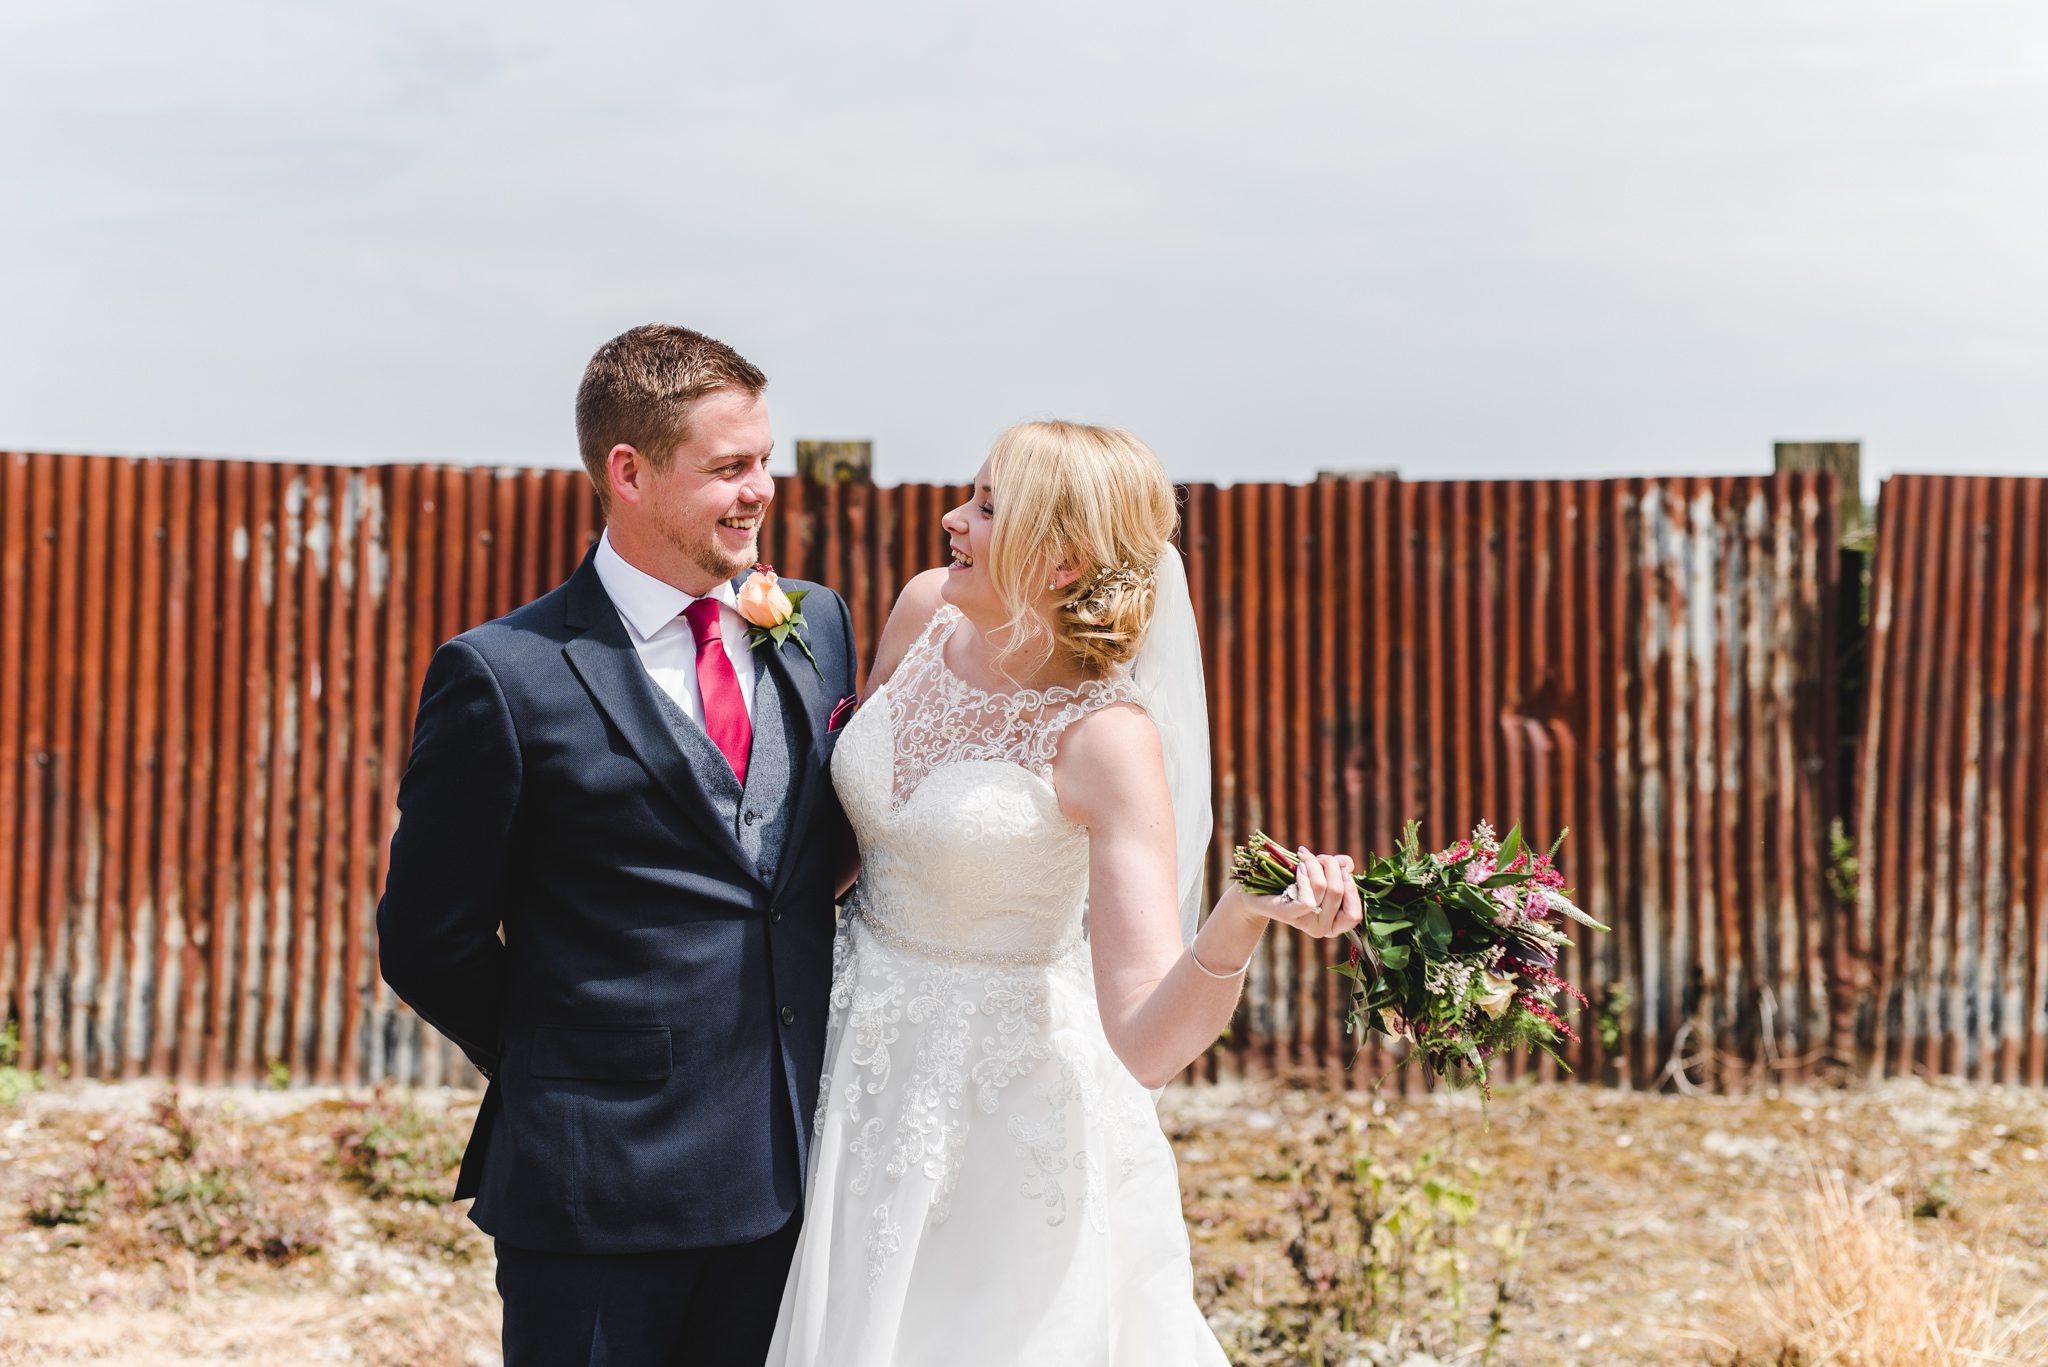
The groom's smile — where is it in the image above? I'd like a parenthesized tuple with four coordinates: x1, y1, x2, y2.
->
(717, 512, 764, 544)
(711, 507, 766, 561)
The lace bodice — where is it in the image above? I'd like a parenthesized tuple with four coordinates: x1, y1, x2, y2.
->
(831, 605, 1143, 964)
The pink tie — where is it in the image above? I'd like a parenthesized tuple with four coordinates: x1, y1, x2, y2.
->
(682, 598, 751, 784)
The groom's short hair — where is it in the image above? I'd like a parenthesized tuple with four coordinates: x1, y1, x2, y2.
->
(576, 324, 768, 509)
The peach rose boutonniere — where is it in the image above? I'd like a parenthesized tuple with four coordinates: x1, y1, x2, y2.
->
(736, 564, 821, 677)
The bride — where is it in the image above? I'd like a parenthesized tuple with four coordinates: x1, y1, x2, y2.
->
(766, 421, 1361, 1365)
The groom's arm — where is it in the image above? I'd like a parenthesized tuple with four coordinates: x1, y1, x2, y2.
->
(376, 636, 519, 1076)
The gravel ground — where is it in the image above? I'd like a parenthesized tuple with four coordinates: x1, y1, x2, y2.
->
(1, 1077, 2044, 1366)
(1167, 1076, 2048, 1365)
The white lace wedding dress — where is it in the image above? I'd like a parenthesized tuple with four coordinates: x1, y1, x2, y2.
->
(766, 605, 1229, 1366)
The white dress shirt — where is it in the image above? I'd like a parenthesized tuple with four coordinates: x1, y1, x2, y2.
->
(592, 531, 757, 723)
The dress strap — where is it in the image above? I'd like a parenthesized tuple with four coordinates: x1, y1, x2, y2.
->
(896, 603, 960, 679)
(1020, 670, 1148, 778)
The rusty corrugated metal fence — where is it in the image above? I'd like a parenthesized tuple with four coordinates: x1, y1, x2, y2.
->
(0, 450, 1951, 1089)
(1852, 475, 2048, 1084)
(1183, 475, 1841, 1087)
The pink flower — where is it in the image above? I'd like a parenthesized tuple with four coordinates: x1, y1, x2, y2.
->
(1519, 995, 1580, 1044)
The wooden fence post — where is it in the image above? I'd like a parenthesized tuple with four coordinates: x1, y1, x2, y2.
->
(796, 441, 872, 485)
(1774, 440, 1865, 539)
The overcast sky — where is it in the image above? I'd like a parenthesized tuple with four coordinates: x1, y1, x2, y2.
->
(3, 1, 2044, 492)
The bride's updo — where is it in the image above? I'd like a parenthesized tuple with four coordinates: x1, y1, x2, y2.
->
(984, 420, 1177, 675)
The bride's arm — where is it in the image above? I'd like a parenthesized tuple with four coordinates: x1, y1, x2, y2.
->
(833, 567, 952, 897)
(1058, 705, 1361, 1089)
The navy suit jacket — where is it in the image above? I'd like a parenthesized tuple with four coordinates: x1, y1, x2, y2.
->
(376, 550, 858, 1254)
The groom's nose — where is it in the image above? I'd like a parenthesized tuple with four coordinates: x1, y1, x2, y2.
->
(740, 463, 775, 507)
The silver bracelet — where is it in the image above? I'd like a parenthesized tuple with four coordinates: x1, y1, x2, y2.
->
(1188, 941, 1256, 981)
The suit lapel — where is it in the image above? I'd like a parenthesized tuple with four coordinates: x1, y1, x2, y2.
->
(562, 556, 758, 884)
(738, 571, 838, 903)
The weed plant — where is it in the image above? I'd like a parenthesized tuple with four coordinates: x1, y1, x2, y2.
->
(1218, 1105, 1537, 1366)
(25, 1089, 326, 1264)
(330, 1090, 467, 1204)
(0, 1020, 40, 1106)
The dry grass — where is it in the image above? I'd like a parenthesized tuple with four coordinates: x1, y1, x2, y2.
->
(1163, 1077, 2048, 1366)
(0, 1084, 494, 1367)
(1712, 1170, 2048, 1367)
(3, 1077, 2048, 1364)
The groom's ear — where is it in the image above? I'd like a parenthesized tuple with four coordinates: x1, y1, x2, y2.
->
(605, 443, 646, 507)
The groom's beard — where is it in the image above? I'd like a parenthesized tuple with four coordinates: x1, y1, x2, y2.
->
(663, 505, 760, 585)
(694, 537, 753, 584)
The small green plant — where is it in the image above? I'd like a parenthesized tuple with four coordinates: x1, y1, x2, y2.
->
(0, 1020, 41, 1107)
(26, 1170, 109, 1227)
(1596, 982, 1633, 1054)
(1913, 1167, 1955, 1221)
(266, 1057, 292, 1090)
(1354, 1140, 1482, 1337)
(1269, 1109, 1526, 1361)
(1825, 819, 1860, 911)
(331, 1092, 467, 1204)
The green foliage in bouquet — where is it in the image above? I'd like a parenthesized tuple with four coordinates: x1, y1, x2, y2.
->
(1232, 821, 1608, 1093)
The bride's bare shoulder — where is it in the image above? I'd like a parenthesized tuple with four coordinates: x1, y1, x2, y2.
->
(866, 568, 952, 694)
(1051, 699, 1166, 828)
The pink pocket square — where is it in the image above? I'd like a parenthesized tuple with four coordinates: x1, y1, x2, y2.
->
(827, 693, 860, 732)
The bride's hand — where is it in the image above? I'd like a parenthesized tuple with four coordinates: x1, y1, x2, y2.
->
(1241, 848, 1362, 939)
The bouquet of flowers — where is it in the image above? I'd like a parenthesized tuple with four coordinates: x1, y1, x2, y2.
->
(1230, 820, 1608, 1092)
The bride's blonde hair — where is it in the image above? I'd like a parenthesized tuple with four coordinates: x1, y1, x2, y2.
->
(983, 420, 1177, 678)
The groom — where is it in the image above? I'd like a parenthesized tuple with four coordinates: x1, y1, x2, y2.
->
(377, 324, 858, 1366)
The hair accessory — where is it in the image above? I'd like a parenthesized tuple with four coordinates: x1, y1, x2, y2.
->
(1078, 558, 1157, 602)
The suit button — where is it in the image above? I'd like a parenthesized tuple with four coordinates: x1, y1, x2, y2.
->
(743, 809, 760, 825)
(770, 906, 784, 923)
(780, 1006, 797, 1027)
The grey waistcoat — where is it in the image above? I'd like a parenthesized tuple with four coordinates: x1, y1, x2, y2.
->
(648, 658, 805, 885)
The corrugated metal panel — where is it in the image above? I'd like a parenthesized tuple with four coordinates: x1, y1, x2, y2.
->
(1182, 475, 1840, 1088)
(2, 454, 1845, 1087)
(1853, 475, 2048, 1083)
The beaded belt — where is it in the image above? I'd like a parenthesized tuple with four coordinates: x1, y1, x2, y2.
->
(849, 907, 1085, 970)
